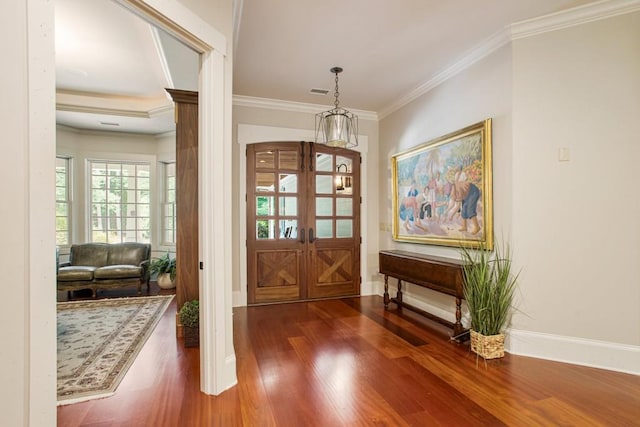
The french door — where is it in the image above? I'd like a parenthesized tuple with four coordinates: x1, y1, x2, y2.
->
(247, 141, 361, 304)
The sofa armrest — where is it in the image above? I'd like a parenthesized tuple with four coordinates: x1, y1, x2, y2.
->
(140, 259, 150, 281)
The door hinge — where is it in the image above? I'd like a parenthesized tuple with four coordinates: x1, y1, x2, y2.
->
(245, 194, 247, 202)
(360, 236, 362, 244)
(360, 196, 362, 204)
(359, 276, 362, 284)
(199, 262, 204, 270)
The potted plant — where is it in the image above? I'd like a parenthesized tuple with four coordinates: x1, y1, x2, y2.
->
(148, 252, 176, 289)
(178, 300, 199, 347)
(460, 241, 519, 360)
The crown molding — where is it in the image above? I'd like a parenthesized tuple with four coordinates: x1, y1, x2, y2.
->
(233, 95, 379, 121)
(56, 122, 160, 138)
(56, 104, 150, 118)
(56, 89, 173, 118)
(511, 0, 640, 40)
(379, 0, 640, 119)
(378, 28, 511, 119)
(148, 104, 174, 118)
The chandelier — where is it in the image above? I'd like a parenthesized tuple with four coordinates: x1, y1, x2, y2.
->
(315, 67, 358, 148)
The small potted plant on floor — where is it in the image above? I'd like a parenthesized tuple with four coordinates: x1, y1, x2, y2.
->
(179, 299, 199, 347)
(149, 252, 176, 289)
(460, 241, 519, 360)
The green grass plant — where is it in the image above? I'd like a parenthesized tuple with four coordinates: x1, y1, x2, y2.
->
(460, 241, 518, 336)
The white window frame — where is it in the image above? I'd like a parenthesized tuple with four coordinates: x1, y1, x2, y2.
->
(161, 161, 177, 246)
(55, 156, 72, 247)
(87, 159, 152, 244)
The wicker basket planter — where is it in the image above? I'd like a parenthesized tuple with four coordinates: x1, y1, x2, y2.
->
(470, 330, 504, 359)
(183, 325, 199, 347)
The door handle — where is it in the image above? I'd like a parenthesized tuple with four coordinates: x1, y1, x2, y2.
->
(309, 227, 316, 243)
(300, 228, 305, 243)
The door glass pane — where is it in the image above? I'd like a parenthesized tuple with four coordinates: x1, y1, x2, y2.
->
(316, 220, 333, 238)
(256, 196, 275, 216)
(316, 153, 333, 172)
(336, 156, 353, 195)
(279, 174, 297, 193)
(279, 220, 298, 239)
(336, 198, 352, 216)
(316, 175, 333, 194)
(256, 151, 275, 169)
(335, 156, 352, 172)
(256, 219, 275, 239)
(256, 173, 275, 192)
(279, 197, 297, 216)
(316, 197, 333, 216)
(338, 178, 353, 195)
(337, 219, 353, 238)
(279, 151, 298, 170)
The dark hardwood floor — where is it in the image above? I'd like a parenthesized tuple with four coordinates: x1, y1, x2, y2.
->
(57, 295, 640, 426)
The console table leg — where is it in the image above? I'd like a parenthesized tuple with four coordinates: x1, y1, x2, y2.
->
(397, 280, 403, 304)
(454, 297, 464, 336)
(383, 275, 390, 308)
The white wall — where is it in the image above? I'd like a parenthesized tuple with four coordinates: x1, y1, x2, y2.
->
(378, 45, 513, 324)
(1, 0, 56, 425)
(511, 13, 640, 346)
(379, 11, 640, 374)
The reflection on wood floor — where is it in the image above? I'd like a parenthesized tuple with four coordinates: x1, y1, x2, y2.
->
(58, 295, 640, 426)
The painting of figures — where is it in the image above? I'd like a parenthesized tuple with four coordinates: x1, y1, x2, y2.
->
(391, 119, 493, 249)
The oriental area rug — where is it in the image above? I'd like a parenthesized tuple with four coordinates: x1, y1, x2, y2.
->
(57, 295, 173, 405)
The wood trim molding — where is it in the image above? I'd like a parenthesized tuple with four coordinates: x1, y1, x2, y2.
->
(119, 0, 235, 396)
(114, 0, 226, 55)
(166, 88, 198, 105)
(199, 50, 237, 394)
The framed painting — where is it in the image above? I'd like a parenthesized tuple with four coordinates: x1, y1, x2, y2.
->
(391, 119, 493, 249)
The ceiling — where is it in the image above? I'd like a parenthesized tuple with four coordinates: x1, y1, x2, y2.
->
(55, 0, 597, 135)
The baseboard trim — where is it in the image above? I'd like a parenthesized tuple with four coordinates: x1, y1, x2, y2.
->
(377, 287, 639, 375)
(506, 329, 640, 376)
(232, 290, 244, 307)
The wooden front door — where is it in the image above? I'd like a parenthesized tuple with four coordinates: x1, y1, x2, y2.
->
(247, 141, 360, 304)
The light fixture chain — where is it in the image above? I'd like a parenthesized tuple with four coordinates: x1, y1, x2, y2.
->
(334, 73, 340, 108)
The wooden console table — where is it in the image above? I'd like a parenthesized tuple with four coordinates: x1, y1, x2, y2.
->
(379, 250, 468, 340)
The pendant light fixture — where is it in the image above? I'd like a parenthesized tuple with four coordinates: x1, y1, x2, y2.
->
(315, 67, 358, 148)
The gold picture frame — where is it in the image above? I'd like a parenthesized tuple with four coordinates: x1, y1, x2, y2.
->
(391, 119, 493, 249)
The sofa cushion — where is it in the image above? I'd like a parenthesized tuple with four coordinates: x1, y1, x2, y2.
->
(94, 265, 143, 280)
(70, 243, 109, 267)
(57, 266, 96, 281)
(107, 243, 150, 266)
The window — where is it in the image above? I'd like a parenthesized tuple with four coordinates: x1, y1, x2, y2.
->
(89, 160, 150, 243)
(56, 156, 71, 245)
(162, 162, 176, 244)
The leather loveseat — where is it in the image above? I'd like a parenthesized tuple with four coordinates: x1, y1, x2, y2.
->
(57, 242, 151, 297)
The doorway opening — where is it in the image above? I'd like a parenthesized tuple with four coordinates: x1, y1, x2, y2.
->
(246, 141, 361, 304)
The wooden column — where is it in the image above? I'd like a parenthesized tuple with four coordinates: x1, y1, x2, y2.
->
(166, 89, 199, 309)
